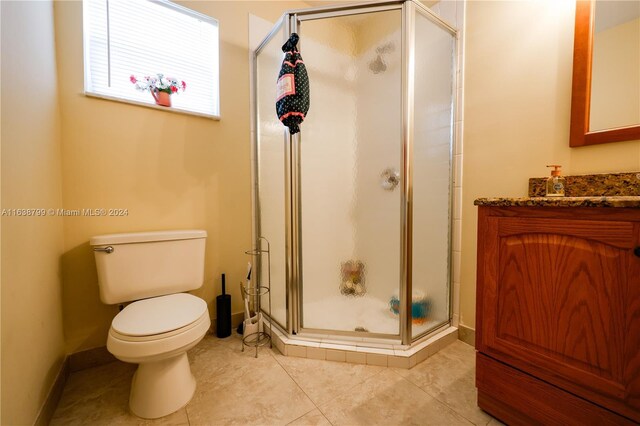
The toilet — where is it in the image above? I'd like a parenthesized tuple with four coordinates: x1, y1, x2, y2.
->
(90, 230, 210, 419)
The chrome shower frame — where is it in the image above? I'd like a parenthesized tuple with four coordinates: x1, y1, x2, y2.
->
(250, 0, 457, 346)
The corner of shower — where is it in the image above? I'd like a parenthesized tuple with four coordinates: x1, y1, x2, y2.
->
(250, 0, 459, 364)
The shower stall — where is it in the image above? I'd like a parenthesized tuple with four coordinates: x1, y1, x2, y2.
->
(251, 0, 456, 346)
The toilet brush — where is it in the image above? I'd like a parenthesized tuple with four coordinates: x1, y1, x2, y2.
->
(216, 273, 232, 338)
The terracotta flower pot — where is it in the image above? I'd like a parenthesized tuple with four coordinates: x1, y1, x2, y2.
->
(151, 90, 171, 107)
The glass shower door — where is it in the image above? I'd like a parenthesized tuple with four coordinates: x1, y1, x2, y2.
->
(411, 8, 456, 338)
(297, 10, 403, 336)
(255, 23, 288, 329)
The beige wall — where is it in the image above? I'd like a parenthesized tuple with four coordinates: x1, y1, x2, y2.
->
(1, 1, 67, 424)
(53, 1, 306, 352)
(460, 0, 640, 330)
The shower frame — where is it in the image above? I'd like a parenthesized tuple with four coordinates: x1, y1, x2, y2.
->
(250, 0, 457, 346)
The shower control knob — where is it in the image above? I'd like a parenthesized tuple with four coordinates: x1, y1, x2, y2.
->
(381, 168, 400, 191)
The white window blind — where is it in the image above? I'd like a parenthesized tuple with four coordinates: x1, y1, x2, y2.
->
(83, 0, 219, 117)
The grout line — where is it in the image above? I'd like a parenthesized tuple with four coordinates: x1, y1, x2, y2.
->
(390, 351, 484, 426)
(321, 410, 336, 426)
(318, 364, 389, 425)
(274, 350, 388, 412)
(217, 335, 329, 425)
(393, 374, 475, 425)
(284, 407, 334, 426)
(313, 368, 386, 419)
(185, 406, 192, 426)
(325, 410, 336, 426)
(315, 368, 387, 409)
(414, 383, 483, 426)
(423, 387, 481, 426)
(389, 365, 410, 379)
(285, 408, 316, 425)
(271, 352, 323, 416)
(58, 334, 480, 425)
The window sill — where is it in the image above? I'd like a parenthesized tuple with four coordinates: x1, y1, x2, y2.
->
(84, 91, 220, 120)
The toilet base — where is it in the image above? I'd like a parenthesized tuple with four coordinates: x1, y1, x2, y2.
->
(129, 352, 196, 419)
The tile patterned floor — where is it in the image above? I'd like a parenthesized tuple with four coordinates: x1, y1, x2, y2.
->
(51, 333, 501, 425)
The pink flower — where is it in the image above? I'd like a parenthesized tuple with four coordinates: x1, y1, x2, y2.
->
(129, 73, 185, 95)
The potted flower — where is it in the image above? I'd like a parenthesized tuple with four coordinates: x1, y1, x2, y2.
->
(130, 73, 186, 107)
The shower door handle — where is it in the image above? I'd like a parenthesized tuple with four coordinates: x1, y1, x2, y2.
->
(381, 168, 400, 191)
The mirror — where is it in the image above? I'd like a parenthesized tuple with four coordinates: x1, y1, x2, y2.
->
(570, 0, 640, 147)
(590, 1, 640, 132)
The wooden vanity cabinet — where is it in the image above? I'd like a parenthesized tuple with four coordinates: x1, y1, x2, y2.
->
(476, 206, 640, 425)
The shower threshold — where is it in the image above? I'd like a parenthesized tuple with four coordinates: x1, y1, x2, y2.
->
(267, 319, 458, 369)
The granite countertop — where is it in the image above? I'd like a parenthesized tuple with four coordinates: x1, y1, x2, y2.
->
(474, 196, 640, 208)
(528, 172, 640, 197)
(476, 172, 640, 208)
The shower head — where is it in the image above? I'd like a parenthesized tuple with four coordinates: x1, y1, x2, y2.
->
(369, 54, 387, 74)
(368, 41, 394, 74)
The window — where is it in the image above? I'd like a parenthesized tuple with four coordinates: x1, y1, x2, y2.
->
(83, 0, 219, 118)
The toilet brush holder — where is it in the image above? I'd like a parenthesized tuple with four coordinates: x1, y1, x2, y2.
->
(243, 313, 263, 336)
(216, 273, 232, 338)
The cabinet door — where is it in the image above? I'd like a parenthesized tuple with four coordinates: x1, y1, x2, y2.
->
(477, 213, 640, 421)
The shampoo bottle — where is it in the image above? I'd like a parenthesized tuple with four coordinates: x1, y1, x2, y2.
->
(545, 165, 566, 197)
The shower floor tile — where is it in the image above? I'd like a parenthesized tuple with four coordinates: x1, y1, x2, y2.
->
(51, 333, 501, 425)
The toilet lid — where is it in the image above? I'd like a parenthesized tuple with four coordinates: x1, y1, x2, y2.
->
(112, 293, 208, 337)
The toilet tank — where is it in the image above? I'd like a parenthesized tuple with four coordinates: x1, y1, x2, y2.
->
(90, 230, 207, 304)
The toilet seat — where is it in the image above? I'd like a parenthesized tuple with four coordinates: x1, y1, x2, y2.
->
(112, 293, 207, 338)
(107, 293, 211, 364)
(110, 311, 210, 342)
(107, 311, 210, 363)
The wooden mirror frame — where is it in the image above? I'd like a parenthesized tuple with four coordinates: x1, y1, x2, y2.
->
(570, 0, 640, 147)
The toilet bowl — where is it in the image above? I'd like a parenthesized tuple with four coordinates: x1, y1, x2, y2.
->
(91, 230, 209, 419)
(106, 293, 210, 418)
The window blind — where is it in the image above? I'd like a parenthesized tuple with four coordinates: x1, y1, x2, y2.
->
(83, 0, 219, 117)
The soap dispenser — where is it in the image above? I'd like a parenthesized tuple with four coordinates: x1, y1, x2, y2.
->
(545, 165, 566, 197)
